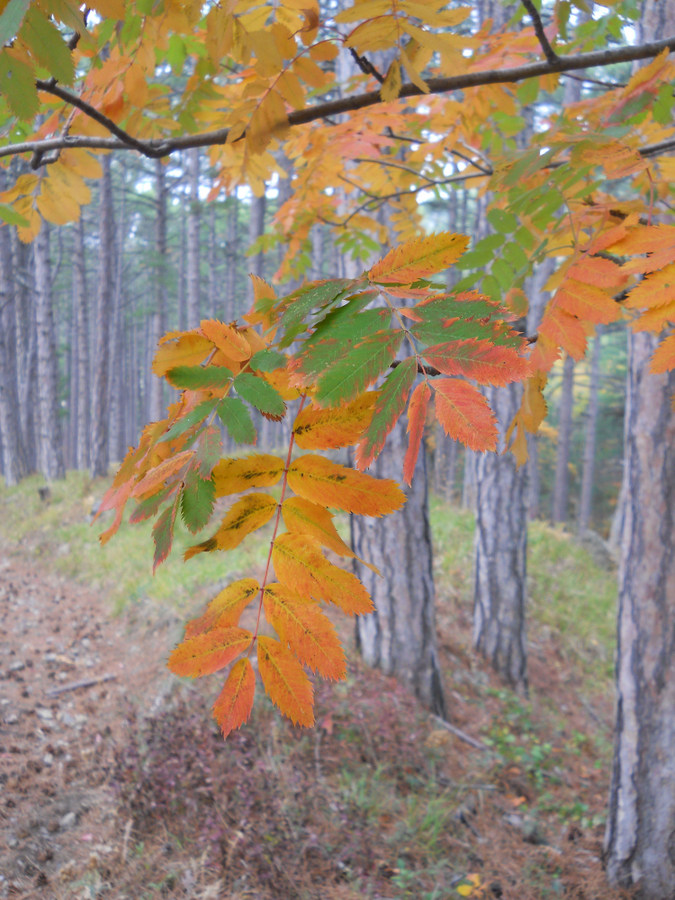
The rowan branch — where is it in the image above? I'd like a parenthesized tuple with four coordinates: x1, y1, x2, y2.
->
(2, 36, 675, 162)
(520, 0, 559, 65)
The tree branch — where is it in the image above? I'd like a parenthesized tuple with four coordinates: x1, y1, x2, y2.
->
(520, 0, 559, 65)
(3, 36, 675, 163)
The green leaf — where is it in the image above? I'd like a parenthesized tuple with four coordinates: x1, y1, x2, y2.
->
(249, 348, 287, 372)
(162, 399, 217, 442)
(0, 0, 30, 47)
(20, 6, 74, 84)
(314, 331, 403, 407)
(195, 425, 222, 477)
(491, 258, 515, 292)
(216, 397, 257, 444)
(455, 234, 504, 270)
(356, 358, 417, 468)
(129, 484, 175, 524)
(487, 208, 519, 234)
(0, 51, 38, 119)
(152, 506, 174, 572)
(0, 203, 28, 226)
(165, 365, 233, 390)
(277, 279, 351, 346)
(305, 297, 385, 346)
(181, 470, 216, 534)
(233, 372, 286, 419)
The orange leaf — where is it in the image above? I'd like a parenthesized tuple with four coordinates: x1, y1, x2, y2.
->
(368, 233, 469, 285)
(624, 264, 675, 311)
(185, 578, 260, 638)
(293, 393, 377, 449)
(537, 306, 587, 360)
(257, 635, 314, 727)
(555, 280, 620, 325)
(168, 627, 252, 677)
(152, 332, 213, 377)
(272, 532, 374, 615)
(213, 454, 285, 496)
(200, 319, 252, 361)
(650, 331, 675, 374)
(404, 381, 431, 485)
(433, 379, 498, 452)
(185, 493, 277, 559)
(130, 450, 193, 499)
(287, 454, 405, 517)
(263, 583, 346, 680)
(567, 257, 626, 289)
(212, 658, 256, 739)
(423, 339, 531, 385)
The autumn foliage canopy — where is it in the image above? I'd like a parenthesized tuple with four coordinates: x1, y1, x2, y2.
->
(2, 0, 675, 735)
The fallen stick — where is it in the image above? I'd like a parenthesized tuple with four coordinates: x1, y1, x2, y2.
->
(431, 715, 490, 752)
(46, 673, 117, 697)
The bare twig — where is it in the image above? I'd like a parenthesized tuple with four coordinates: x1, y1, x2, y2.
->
(349, 48, 384, 84)
(45, 673, 117, 697)
(3, 36, 675, 163)
(520, 0, 559, 65)
(431, 714, 490, 751)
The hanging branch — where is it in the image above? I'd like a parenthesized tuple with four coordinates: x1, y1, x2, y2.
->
(2, 35, 675, 163)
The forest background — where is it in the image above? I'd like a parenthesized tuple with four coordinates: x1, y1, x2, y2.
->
(0, 0, 674, 898)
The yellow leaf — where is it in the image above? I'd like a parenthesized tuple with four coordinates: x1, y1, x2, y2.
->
(257, 635, 314, 726)
(369, 233, 469, 285)
(293, 393, 376, 449)
(168, 626, 252, 677)
(200, 319, 252, 360)
(263, 582, 346, 680)
(380, 58, 402, 102)
(287, 454, 405, 516)
(202, 492, 278, 556)
(185, 578, 261, 638)
(213, 453, 285, 496)
(152, 332, 213, 376)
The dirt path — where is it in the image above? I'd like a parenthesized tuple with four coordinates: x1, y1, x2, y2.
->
(0, 549, 173, 900)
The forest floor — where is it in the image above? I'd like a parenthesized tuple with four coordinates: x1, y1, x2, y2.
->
(0, 473, 634, 900)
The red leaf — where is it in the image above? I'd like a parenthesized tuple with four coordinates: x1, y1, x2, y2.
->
(433, 379, 498, 452)
(168, 627, 252, 677)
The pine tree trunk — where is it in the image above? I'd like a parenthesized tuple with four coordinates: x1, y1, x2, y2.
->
(187, 148, 201, 326)
(33, 221, 65, 480)
(0, 219, 27, 485)
(352, 416, 446, 717)
(578, 327, 602, 533)
(552, 353, 575, 524)
(13, 234, 37, 473)
(72, 217, 90, 471)
(473, 384, 528, 693)
(148, 159, 168, 422)
(604, 331, 675, 898)
(225, 195, 238, 320)
(90, 156, 115, 478)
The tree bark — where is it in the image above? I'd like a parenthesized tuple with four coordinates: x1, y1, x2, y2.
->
(603, 331, 675, 898)
(352, 415, 446, 717)
(578, 327, 602, 533)
(186, 147, 201, 326)
(90, 155, 115, 477)
(13, 232, 37, 473)
(473, 384, 528, 693)
(33, 221, 65, 480)
(0, 217, 27, 485)
(552, 353, 575, 524)
(148, 159, 168, 422)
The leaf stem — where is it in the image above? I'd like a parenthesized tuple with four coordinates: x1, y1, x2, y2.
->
(250, 393, 307, 648)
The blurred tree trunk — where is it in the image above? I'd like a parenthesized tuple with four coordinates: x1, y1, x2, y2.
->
(34, 220, 65, 480)
(225, 194, 239, 320)
(473, 384, 528, 693)
(247, 192, 266, 303)
(148, 159, 168, 422)
(552, 353, 575, 524)
(108, 167, 125, 463)
(90, 155, 115, 478)
(352, 415, 446, 717)
(187, 148, 201, 326)
(0, 218, 27, 485)
(604, 331, 675, 898)
(13, 232, 37, 473)
(578, 327, 602, 533)
(73, 216, 90, 470)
